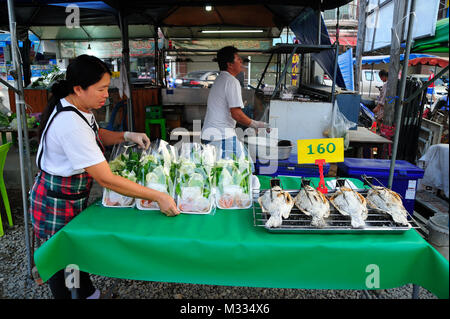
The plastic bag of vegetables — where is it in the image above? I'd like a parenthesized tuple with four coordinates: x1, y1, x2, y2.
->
(137, 140, 178, 210)
(175, 143, 216, 214)
(213, 149, 253, 209)
(102, 143, 141, 207)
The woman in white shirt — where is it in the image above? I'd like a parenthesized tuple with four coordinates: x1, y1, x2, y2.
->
(30, 55, 179, 299)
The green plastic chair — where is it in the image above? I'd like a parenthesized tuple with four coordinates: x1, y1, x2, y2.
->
(145, 105, 167, 141)
(0, 142, 13, 237)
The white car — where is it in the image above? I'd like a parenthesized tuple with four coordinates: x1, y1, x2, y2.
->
(359, 69, 384, 100)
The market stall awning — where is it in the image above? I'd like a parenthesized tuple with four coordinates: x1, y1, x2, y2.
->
(30, 25, 156, 40)
(354, 53, 437, 65)
(408, 56, 449, 68)
(329, 36, 357, 46)
(412, 18, 449, 53)
(1, 0, 353, 39)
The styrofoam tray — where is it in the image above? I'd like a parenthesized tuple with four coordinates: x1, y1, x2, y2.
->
(215, 188, 252, 210)
(102, 189, 135, 208)
(177, 195, 215, 215)
(136, 182, 175, 211)
(136, 198, 160, 210)
(215, 175, 259, 210)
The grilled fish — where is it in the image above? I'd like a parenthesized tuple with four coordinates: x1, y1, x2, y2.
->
(294, 185, 330, 228)
(329, 187, 368, 228)
(366, 186, 409, 225)
(258, 186, 294, 228)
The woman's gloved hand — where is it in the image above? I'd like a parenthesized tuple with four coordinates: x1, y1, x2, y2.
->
(123, 131, 151, 150)
(156, 192, 180, 217)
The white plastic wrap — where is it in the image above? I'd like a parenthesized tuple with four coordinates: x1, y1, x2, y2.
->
(323, 104, 357, 150)
(137, 140, 178, 211)
(102, 188, 135, 208)
(212, 143, 254, 210)
(102, 142, 140, 208)
(175, 143, 216, 214)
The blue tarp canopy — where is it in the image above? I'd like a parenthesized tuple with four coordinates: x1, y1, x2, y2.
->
(289, 7, 346, 88)
(48, 1, 116, 14)
(338, 47, 354, 90)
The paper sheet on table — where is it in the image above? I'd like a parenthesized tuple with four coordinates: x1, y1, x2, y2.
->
(327, 179, 358, 190)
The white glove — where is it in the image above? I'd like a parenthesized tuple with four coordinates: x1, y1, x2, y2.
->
(124, 131, 151, 150)
(249, 120, 270, 129)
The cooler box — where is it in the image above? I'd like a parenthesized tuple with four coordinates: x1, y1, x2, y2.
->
(337, 158, 424, 216)
(255, 153, 330, 177)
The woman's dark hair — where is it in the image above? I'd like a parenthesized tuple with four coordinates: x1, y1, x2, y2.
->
(39, 54, 111, 138)
(217, 46, 239, 71)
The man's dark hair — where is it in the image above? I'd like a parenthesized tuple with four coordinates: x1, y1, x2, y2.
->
(379, 70, 388, 78)
(217, 46, 239, 71)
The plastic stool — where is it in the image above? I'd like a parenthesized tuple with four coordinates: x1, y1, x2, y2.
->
(145, 105, 167, 140)
(145, 118, 167, 141)
(145, 105, 163, 119)
(0, 142, 13, 237)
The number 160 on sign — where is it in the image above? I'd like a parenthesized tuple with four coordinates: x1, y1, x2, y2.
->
(297, 138, 344, 164)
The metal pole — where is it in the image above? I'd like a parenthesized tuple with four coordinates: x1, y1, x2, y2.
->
(331, 7, 339, 105)
(154, 26, 160, 86)
(331, 43, 339, 105)
(12, 35, 34, 190)
(388, 0, 416, 189)
(384, 0, 409, 126)
(119, 10, 134, 132)
(317, 9, 321, 45)
(7, 0, 33, 278)
(355, 0, 367, 92)
(247, 56, 251, 87)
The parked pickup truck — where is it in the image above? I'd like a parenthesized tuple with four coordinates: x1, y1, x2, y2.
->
(359, 69, 384, 100)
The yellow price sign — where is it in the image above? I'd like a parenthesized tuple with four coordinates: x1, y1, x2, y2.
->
(297, 138, 344, 164)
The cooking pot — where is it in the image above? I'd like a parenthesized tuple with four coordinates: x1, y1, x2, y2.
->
(243, 136, 293, 161)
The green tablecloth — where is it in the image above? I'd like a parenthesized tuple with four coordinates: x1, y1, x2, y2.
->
(34, 177, 449, 299)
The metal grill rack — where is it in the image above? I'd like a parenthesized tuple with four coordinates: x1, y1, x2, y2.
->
(253, 188, 420, 234)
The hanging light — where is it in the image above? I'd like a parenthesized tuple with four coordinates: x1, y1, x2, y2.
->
(205, 5, 212, 11)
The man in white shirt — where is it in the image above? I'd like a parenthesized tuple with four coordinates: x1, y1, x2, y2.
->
(201, 46, 269, 157)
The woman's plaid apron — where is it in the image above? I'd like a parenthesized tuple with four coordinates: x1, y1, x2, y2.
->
(30, 171, 93, 239)
(30, 101, 105, 240)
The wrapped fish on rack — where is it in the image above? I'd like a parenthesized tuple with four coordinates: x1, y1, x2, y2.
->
(294, 185, 330, 228)
(366, 186, 409, 226)
(258, 186, 294, 228)
(329, 187, 368, 228)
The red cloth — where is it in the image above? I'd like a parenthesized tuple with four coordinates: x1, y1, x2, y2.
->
(408, 57, 449, 68)
(428, 73, 435, 88)
(380, 124, 395, 157)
